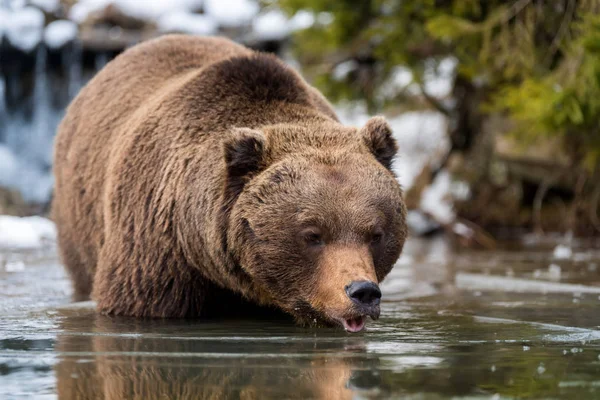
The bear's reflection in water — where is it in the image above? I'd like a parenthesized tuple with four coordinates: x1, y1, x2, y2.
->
(54, 311, 381, 400)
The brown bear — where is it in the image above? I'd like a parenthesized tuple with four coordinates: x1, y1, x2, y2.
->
(52, 35, 407, 332)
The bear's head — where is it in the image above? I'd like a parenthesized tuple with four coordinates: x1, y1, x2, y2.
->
(224, 117, 407, 332)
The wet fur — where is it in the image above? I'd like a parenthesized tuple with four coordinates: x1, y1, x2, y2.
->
(52, 35, 406, 322)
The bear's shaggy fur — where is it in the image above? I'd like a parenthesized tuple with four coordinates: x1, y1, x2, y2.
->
(52, 35, 407, 328)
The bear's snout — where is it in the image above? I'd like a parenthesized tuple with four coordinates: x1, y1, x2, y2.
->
(345, 280, 381, 323)
(345, 281, 381, 308)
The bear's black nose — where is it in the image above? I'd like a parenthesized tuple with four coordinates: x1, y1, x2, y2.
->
(345, 281, 382, 307)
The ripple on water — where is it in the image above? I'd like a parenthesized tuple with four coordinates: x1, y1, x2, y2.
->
(1, 238, 600, 399)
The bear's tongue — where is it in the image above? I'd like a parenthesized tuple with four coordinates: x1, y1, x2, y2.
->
(343, 316, 366, 333)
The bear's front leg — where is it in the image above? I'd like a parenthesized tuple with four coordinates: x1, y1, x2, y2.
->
(92, 239, 208, 318)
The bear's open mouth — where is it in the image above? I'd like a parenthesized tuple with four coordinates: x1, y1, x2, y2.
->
(342, 316, 367, 333)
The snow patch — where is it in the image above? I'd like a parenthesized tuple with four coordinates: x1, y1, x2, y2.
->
(332, 60, 358, 81)
(335, 104, 369, 127)
(116, 0, 202, 22)
(252, 10, 289, 41)
(406, 210, 439, 236)
(289, 10, 314, 31)
(30, 0, 60, 13)
(204, 0, 259, 27)
(389, 112, 448, 189)
(70, 0, 203, 23)
(0, 146, 19, 186)
(420, 170, 454, 225)
(390, 66, 414, 88)
(548, 264, 562, 281)
(44, 20, 78, 49)
(0, 216, 56, 249)
(4, 7, 45, 52)
(450, 179, 471, 201)
(423, 57, 457, 98)
(553, 244, 573, 260)
(315, 12, 333, 25)
(452, 222, 474, 238)
(68, 0, 107, 23)
(5, 260, 25, 272)
(378, 66, 415, 100)
(0, 146, 53, 203)
(157, 11, 218, 35)
(0, 9, 7, 39)
(379, 58, 456, 101)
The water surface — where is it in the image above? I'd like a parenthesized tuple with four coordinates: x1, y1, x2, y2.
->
(1, 236, 599, 399)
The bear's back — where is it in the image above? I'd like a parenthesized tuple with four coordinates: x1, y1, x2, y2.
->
(58, 35, 251, 151)
(52, 36, 252, 297)
(52, 35, 338, 301)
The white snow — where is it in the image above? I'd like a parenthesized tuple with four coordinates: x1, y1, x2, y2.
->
(289, 10, 314, 31)
(70, 0, 204, 24)
(406, 210, 439, 236)
(0, 216, 56, 249)
(0, 9, 9, 40)
(452, 222, 474, 238)
(548, 263, 562, 281)
(553, 244, 573, 260)
(4, 7, 45, 52)
(204, 0, 259, 27)
(0, 145, 53, 204)
(252, 10, 289, 41)
(5, 260, 25, 272)
(450, 179, 471, 201)
(116, 0, 202, 22)
(315, 12, 333, 25)
(389, 112, 449, 189)
(0, 146, 19, 186)
(8, 0, 27, 8)
(70, 0, 260, 29)
(332, 60, 358, 81)
(420, 170, 455, 225)
(378, 66, 415, 100)
(335, 104, 369, 128)
(30, 0, 60, 13)
(68, 0, 106, 23)
(423, 57, 457, 98)
(44, 20, 78, 49)
(157, 11, 218, 36)
(378, 58, 457, 102)
(20, 168, 54, 203)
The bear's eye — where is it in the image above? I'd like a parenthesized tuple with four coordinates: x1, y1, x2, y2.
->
(301, 228, 325, 247)
(370, 231, 384, 245)
(306, 232, 323, 246)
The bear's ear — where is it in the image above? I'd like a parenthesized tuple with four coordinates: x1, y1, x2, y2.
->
(223, 128, 266, 198)
(360, 116, 398, 170)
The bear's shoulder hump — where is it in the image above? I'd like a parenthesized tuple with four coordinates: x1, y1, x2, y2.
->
(202, 53, 311, 105)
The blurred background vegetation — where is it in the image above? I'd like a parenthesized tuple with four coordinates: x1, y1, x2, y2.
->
(1, 0, 599, 239)
(275, 0, 600, 237)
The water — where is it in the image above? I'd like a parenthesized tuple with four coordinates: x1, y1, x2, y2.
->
(1, 237, 599, 399)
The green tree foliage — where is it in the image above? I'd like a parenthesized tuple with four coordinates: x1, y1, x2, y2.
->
(275, 0, 600, 170)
